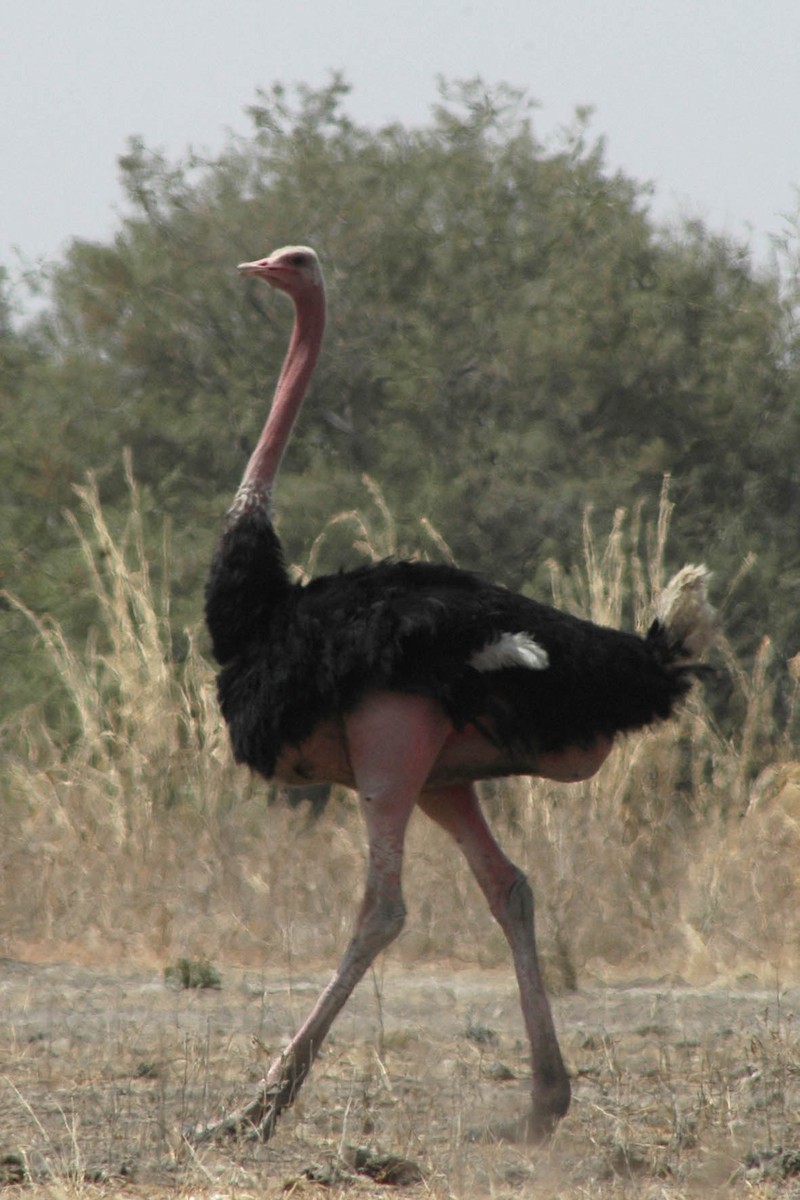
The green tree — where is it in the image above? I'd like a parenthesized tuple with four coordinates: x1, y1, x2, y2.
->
(4, 78, 800, 723)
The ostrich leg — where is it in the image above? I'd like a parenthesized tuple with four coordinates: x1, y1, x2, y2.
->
(192, 694, 451, 1143)
(417, 784, 570, 1140)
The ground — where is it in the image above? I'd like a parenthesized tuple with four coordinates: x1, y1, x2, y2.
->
(1, 957, 799, 1198)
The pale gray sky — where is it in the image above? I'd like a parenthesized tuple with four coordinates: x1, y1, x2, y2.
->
(3, 0, 800, 308)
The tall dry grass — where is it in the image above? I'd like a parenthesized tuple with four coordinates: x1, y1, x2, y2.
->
(2, 465, 798, 983)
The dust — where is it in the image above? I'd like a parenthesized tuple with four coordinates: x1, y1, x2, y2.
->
(1, 957, 798, 1197)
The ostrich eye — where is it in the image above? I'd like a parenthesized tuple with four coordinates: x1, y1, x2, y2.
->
(290, 253, 307, 266)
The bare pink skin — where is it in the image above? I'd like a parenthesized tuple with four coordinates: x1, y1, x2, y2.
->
(232, 248, 327, 514)
(197, 247, 614, 1144)
(273, 709, 613, 790)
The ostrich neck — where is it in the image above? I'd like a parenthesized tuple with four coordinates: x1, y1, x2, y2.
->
(233, 287, 326, 514)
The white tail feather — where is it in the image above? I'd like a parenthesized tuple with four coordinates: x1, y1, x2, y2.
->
(656, 564, 715, 660)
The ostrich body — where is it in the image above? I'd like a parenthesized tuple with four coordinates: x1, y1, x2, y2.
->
(202, 245, 713, 1143)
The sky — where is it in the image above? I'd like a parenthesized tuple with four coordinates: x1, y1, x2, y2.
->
(3, 0, 800, 313)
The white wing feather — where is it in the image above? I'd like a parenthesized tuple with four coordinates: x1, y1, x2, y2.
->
(469, 631, 549, 672)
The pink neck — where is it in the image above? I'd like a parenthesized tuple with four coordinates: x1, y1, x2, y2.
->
(237, 286, 326, 508)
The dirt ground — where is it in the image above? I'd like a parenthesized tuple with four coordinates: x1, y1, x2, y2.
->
(1, 956, 799, 1198)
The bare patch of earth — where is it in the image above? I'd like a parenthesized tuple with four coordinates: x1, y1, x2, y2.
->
(1, 957, 799, 1197)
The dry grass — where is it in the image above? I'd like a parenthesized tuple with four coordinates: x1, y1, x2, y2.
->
(2, 466, 800, 1196)
(2, 467, 797, 978)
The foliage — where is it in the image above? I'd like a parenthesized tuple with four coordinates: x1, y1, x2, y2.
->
(164, 957, 222, 989)
(2, 77, 800, 723)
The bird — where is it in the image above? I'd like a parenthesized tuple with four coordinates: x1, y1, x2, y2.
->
(200, 244, 714, 1144)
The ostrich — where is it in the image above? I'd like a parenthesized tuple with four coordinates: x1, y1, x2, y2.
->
(201, 245, 714, 1143)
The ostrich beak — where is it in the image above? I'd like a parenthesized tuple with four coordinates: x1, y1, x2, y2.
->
(237, 258, 271, 278)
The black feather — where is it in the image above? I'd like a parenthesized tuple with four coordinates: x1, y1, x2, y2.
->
(206, 513, 696, 780)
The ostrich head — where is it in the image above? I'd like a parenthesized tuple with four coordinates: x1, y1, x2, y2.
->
(237, 245, 324, 297)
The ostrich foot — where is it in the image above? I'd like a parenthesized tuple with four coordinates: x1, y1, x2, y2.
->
(188, 1054, 306, 1144)
(498, 1105, 563, 1144)
(186, 1084, 282, 1144)
(466, 1082, 570, 1146)
(466, 1108, 562, 1146)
